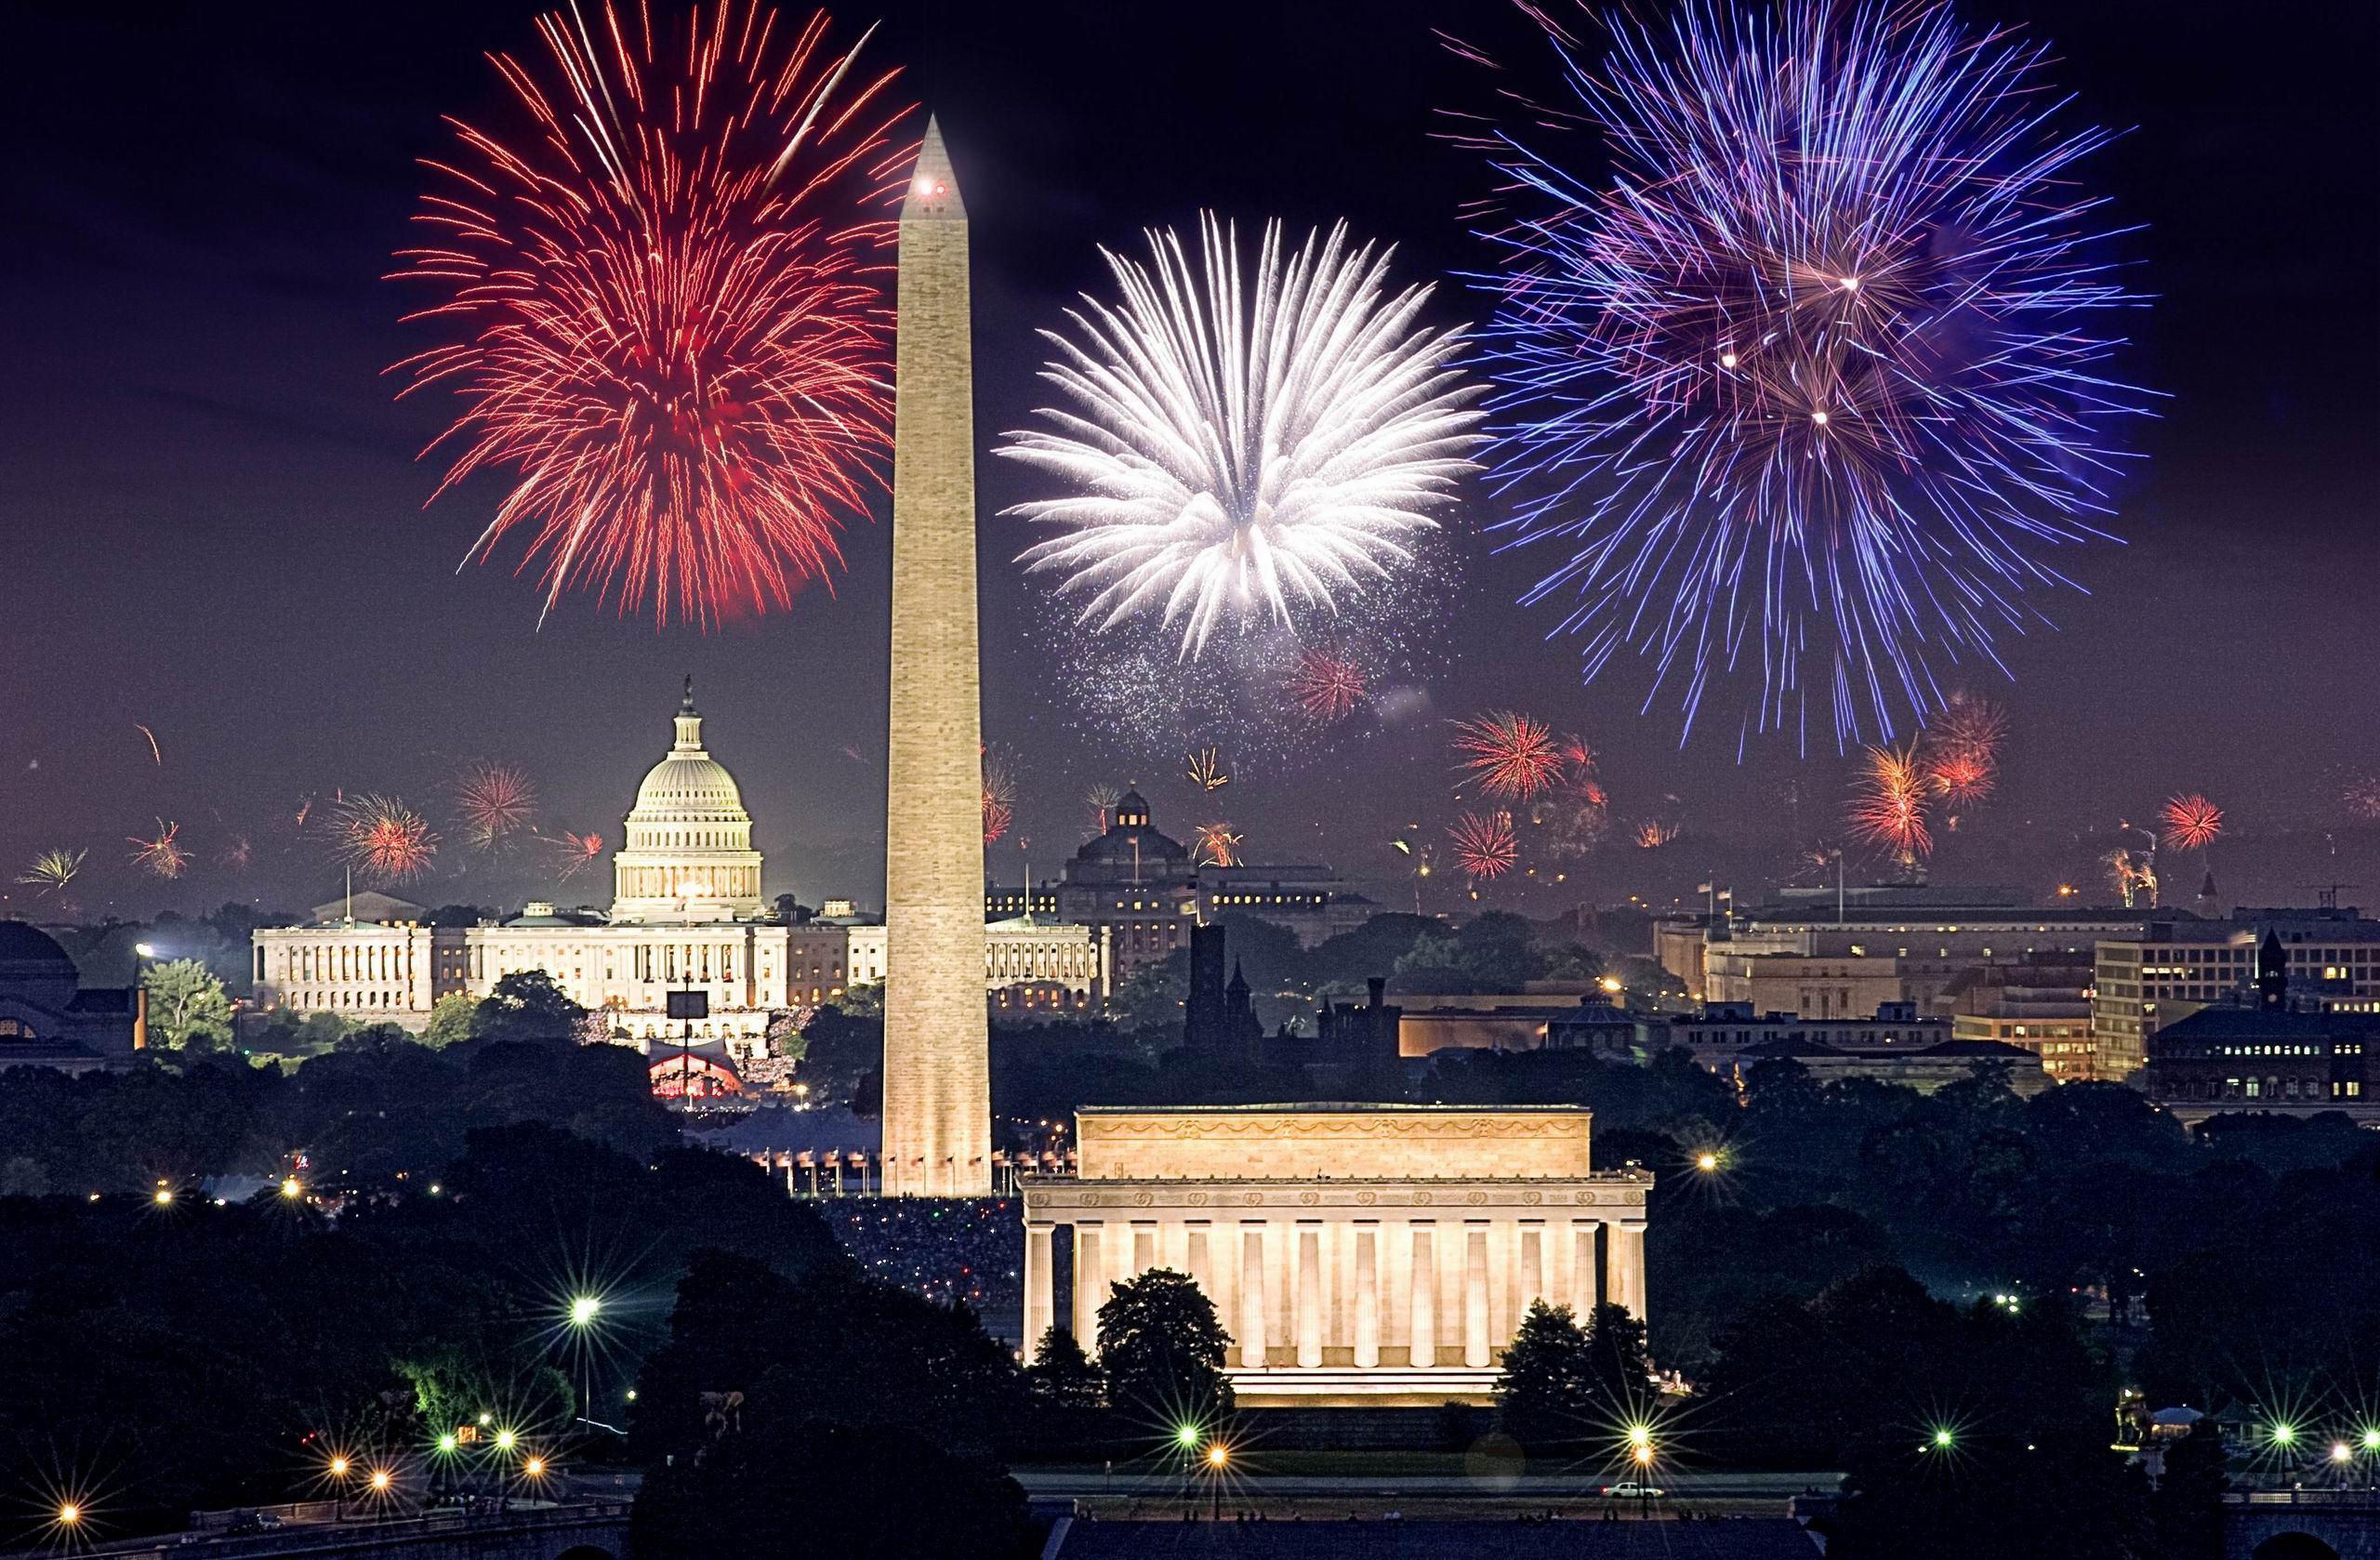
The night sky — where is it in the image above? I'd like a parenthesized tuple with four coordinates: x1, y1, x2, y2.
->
(1, 0, 2373, 921)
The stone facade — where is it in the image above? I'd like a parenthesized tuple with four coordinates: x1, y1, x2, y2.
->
(879, 118, 990, 1196)
(1023, 1104, 1652, 1407)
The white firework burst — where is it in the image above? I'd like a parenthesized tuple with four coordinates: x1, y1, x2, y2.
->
(1001, 215, 1483, 657)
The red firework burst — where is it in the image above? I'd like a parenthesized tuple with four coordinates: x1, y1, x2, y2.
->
(549, 830, 607, 881)
(391, 1, 910, 627)
(1848, 744, 1934, 863)
(456, 763, 538, 847)
(1194, 821, 1243, 867)
(1453, 710, 1565, 800)
(2161, 793, 2224, 851)
(128, 820, 190, 879)
(334, 795, 440, 884)
(1288, 652, 1366, 721)
(1923, 691, 2006, 806)
(1448, 810, 1517, 880)
(216, 836, 254, 871)
(1633, 819, 1678, 850)
(982, 745, 1016, 845)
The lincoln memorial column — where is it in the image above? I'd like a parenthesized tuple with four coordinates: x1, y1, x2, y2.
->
(1024, 1223, 1054, 1361)
(1295, 1224, 1324, 1368)
(1186, 1223, 1210, 1302)
(1463, 1223, 1491, 1369)
(1569, 1219, 1602, 1315)
(1072, 1224, 1104, 1344)
(1239, 1224, 1268, 1368)
(1607, 1217, 1648, 1323)
(1518, 1223, 1546, 1318)
(1353, 1224, 1380, 1368)
(1132, 1223, 1156, 1278)
(1408, 1223, 1436, 1368)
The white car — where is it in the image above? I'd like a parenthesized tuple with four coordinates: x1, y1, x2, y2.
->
(1601, 1480, 1665, 1499)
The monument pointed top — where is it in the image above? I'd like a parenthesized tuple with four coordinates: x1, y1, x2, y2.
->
(902, 115, 965, 221)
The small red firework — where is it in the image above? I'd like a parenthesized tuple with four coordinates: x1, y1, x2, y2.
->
(334, 795, 439, 884)
(1848, 743, 1934, 863)
(1923, 691, 2006, 806)
(2161, 793, 2224, 851)
(1633, 819, 1679, 850)
(2347, 773, 2380, 822)
(456, 763, 537, 847)
(1453, 710, 1565, 800)
(1085, 784, 1121, 834)
(1193, 821, 1243, 867)
(216, 837, 254, 871)
(982, 745, 1016, 845)
(391, 0, 910, 627)
(1448, 810, 1518, 880)
(129, 820, 190, 879)
(549, 830, 607, 882)
(1288, 652, 1366, 721)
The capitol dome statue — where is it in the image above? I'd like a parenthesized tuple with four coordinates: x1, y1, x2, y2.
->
(611, 678, 765, 924)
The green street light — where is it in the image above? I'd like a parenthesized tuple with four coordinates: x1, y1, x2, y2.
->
(570, 1295, 602, 1327)
(1931, 1427, 1955, 1450)
(2271, 1423, 2297, 1448)
(436, 1433, 457, 1454)
(2363, 1428, 2380, 1452)
(1174, 1423, 1201, 1450)
(495, 1429, 518, 1452)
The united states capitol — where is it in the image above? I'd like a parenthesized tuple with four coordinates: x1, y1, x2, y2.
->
(248, 682, 1106, 1060)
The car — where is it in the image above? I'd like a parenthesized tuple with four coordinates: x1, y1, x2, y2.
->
(1600, 1481, 1666, 1499)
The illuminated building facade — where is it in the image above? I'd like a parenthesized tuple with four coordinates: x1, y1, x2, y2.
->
(1023, 1104, 1651, 1408)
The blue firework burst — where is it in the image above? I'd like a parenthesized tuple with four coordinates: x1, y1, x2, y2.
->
(1456, 0, 2156, 750)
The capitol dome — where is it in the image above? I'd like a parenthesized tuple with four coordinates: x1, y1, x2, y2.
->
(611, 680, 766, 924)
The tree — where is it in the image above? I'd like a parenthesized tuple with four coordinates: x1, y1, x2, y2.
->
(798, 1003, 881, 1105)
(2147, 1421, 2227, 1560)
(141, 958, 233, 1051)
(421, 994, 478, 1049)
(1495, 1301, 1596, 1448)
(1024, 1327, 1106, 1452)
(839, 981, 885, 1019)
(1110, 951, 1188, 1033)
(468, 970, 585, 1045)
(1094, 1268, 1234, 1427)
(1582, 1301, 1654, 1417)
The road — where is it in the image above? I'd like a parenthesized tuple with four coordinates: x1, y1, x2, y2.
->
(1016, 1469, 1839, 1502)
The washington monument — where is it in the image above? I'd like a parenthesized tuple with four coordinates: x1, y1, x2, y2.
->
(880, 118, 989, 1197)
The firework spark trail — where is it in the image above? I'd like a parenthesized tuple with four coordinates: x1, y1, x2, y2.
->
(17, 848, 86, 893)
(1186, 748, 1230, 792)
(1287, 650, 1367, 722)
(981, 745, 1016, 845)
(391, 1, 910, 627)
(1448, 809, 1518, 879)
(134, 724, 162, 765)
(1193, 821, 1243, 867)
(1002, 215, 1484, 657)
(333, 794, 440, 884)
(455, 763, 538, 848)
(1633, 819, 1679, 851)
(128, 821, 189, 879)
(1452, 709, 1566, 800)
(1455, 0, 2156, 748)
(1084, 783, 1122, 834)
(1847, 743, 1934, 865)
(2161, 793, 2224, 851)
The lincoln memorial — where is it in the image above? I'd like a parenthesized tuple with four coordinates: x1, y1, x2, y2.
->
(1020, 1104, 1653, 1408)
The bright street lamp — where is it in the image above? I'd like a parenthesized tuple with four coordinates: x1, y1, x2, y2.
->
(569, 1295, 602, 1327)
(367, 1470, 391, 1494)
(2363, 1428, 2380, 1452)
(281, 1178, 303, 1199)
(328, 1457, 350, 1477)
(1695, 1151, 1720, 1173)
(522, 1457, 547, 1478)
(2271, 1423, 2297, 1448)
(152, 1187, 175, 1206)
(1931, 1427, 1955, 1450)
(2332, 1442, 2354, 1465)
(57, 1504, 81, 1527)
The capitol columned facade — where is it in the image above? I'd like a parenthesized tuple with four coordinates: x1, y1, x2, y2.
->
(253, 685, 1104, 1059)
